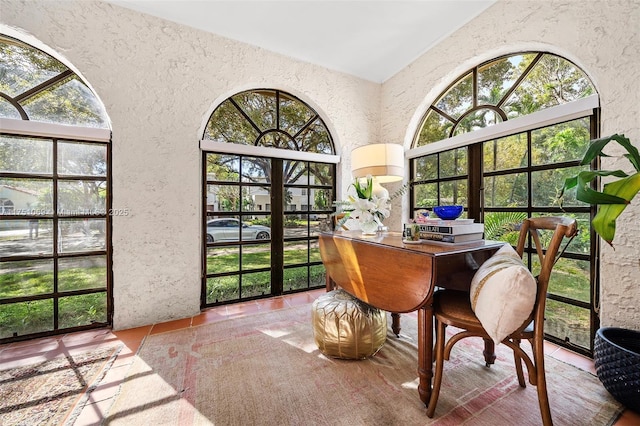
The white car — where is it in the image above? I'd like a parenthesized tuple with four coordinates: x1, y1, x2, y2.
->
(206, 218, 271, 243)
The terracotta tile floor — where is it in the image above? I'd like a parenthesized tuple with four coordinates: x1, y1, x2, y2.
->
(1, 288, 637, 425)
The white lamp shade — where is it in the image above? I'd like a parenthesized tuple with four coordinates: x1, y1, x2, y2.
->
(351, 143, 404, 183)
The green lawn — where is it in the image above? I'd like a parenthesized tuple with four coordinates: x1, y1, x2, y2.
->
(2, 251, 591, 345)
(206, 245, 320, 273)
(1, 264, 107, 339)
(0, 291, 107, 339)
(0, 264, 106, 298)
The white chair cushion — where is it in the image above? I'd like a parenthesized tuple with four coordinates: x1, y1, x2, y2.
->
(469, 244, 536, 345)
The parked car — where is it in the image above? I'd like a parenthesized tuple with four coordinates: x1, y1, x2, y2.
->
(206, 218, 271, 243)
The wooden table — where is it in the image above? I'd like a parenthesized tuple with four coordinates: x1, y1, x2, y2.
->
(318, 230, 503, 406)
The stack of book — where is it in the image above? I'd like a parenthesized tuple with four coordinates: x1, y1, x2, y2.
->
(418, 219, 484, 243)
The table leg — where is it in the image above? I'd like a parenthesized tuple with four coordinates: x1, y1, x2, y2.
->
(325, 275, 335, 291)
(391, 313, 401, 336)
(417, 303, 433, 406)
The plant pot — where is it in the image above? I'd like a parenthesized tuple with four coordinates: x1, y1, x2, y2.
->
(593, 327, 640, 413)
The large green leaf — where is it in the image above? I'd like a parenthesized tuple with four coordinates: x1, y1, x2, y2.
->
(591, 172, 640, 246)
(560, 134, 640, 247)
(580, 134, 640, 171)
(572, 170, 631, 205)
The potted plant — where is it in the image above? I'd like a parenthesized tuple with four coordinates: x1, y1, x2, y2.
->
(560, 133, 640, 412)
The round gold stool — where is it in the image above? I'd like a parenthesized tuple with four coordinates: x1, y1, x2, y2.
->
(312, 289, 387, 359)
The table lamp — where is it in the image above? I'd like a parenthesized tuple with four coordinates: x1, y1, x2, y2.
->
(351, 143, 404, 198)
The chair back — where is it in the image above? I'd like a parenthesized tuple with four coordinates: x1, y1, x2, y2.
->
(514, 217, 578, 334)
(332, 213, 349, 230)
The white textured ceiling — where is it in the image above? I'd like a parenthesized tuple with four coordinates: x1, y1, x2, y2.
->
(108, 0, 496, 83)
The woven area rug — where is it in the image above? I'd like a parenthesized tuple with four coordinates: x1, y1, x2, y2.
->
(107, 305, 622, 425)
(0, 344, 121, 425)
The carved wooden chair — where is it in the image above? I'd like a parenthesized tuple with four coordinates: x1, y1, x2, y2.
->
(426, 216, 578, 426)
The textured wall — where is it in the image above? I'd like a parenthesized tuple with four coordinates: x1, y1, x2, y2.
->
(381, 0, 640, 329)
(1, 0, 380, 329)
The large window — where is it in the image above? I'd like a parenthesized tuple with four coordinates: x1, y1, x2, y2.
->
(410, 52, 599, 355)
(0, 36, 109, 127)
(415, 53, 594, 146)
(201, 90, 336, 307)
(0, 35, 111, 343)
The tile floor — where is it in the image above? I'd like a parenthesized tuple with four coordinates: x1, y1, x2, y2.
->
(1, 288, 638, 425)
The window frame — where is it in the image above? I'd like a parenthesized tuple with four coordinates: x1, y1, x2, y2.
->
(407, 52, 600, 356)
(200, 89, 338, 308)
(0, 33, 111, 343)
(0, 119, 112, 343)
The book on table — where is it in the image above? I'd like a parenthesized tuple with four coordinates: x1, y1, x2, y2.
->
(418, 222, 484, 235)
(419, 232, 484, 243)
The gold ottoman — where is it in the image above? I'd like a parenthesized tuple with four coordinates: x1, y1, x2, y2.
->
(312, 289, 387, 359)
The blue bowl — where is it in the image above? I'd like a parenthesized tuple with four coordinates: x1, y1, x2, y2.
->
(432, 205, 463, 220)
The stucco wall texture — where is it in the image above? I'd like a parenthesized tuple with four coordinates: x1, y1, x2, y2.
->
(1, 0, 638, 331)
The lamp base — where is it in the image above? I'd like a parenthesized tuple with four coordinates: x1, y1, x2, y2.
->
(371, 178, 389, 199)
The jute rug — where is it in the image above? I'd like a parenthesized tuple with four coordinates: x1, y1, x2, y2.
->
(0, 344, 121, 426)
(106, 305, 622, 425)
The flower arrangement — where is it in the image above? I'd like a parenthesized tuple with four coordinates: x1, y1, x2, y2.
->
(334, 176, 392, 233)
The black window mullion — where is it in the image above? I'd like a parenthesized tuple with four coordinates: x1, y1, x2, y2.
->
(527, 130, 533, 214)
(291, 115, 319, 141)
(14, 69, 74, 104)
(472, 67, 478, 109)
(201, 153, 208, 309)
(52, 138, 59, 331)
(229, 97, 262, 136)
(237, 159, 244, 296)
(276, 91, 280, 131)
(105, 133, 114, 326)
(496, 52, 544, 109)
(437, 153, 441, 202)
(271, 159, 284, 295)
(468, 144, 483, 221)
(589, 110, 601, 351)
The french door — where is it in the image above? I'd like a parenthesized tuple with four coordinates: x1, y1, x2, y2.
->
(202, 152, 335, 307)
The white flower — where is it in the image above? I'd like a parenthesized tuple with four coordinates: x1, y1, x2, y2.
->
(333, 176, 397, 229)
(351, 197, 377, 219)
(332, 176, 410, 231)
(371, 195, 390, 219)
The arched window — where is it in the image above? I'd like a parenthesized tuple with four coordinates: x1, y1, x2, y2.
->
(204, 89, 333, 154)
(201, 89, 337, 307)
(0, 36, 109, 127)
(408, 52, 599, 356)
(0, 35, 111, 343)
(415, 52, 595, 146)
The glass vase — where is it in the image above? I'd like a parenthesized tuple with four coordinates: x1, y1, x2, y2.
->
(359, 220, 379, 236)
